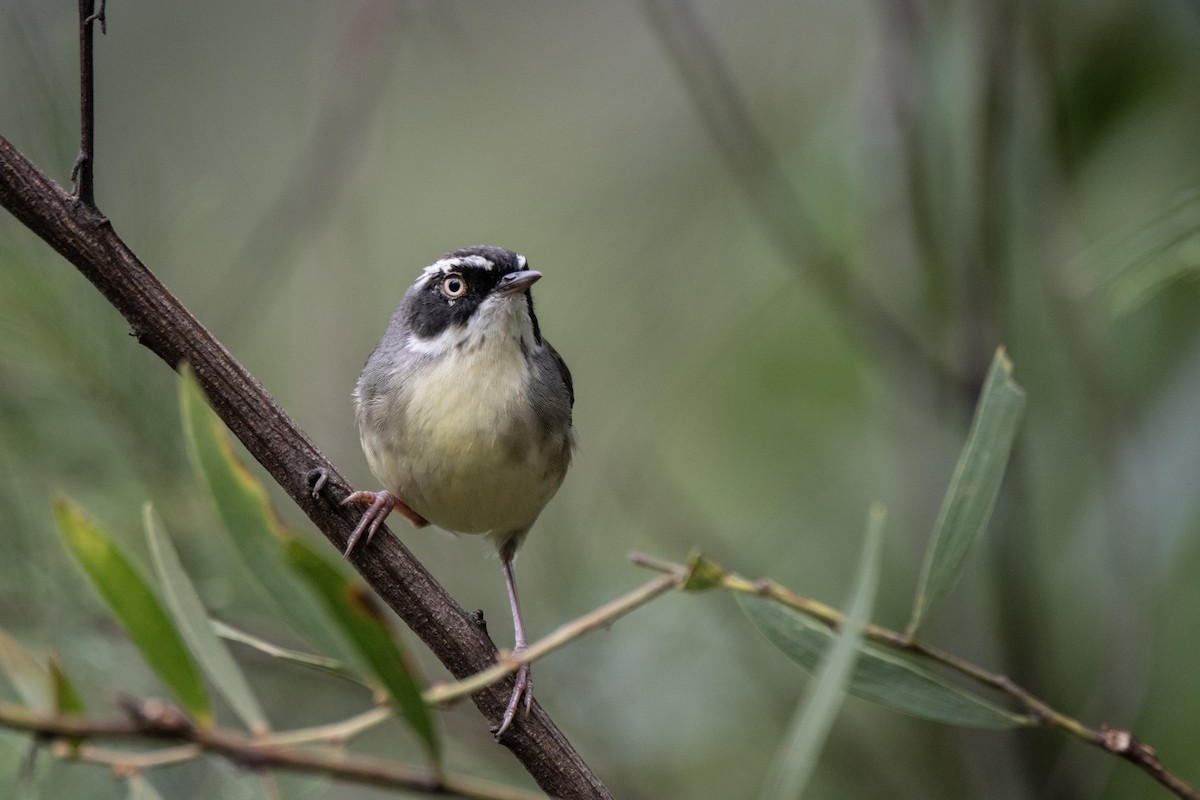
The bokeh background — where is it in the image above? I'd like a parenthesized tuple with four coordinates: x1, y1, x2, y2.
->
(3, 1, 1200, 798)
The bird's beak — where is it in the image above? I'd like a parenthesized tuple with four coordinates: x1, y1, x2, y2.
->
(495, 270, 542, 296)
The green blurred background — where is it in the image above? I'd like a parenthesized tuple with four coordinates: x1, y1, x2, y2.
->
(3, 1, 1200, 798)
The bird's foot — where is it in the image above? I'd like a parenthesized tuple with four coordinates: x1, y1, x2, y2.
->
(494, 652, 532, 740)
(340, 490, 428, 556)
(306, 467, 329, 499)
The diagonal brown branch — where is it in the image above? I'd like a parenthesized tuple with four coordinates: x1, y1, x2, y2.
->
(0, 135, 612, 799)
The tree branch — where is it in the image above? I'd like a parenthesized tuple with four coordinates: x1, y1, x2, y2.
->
(0, 700, 544, 800)
(0, 134, 611, 798)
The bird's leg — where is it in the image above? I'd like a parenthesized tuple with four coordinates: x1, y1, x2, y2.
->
(495, 540, 532, 739)
(340, 490, 428, 556)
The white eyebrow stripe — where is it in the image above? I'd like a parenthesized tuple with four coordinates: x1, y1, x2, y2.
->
(423, 255, 496, 277)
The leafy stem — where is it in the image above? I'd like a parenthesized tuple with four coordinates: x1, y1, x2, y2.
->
(630, 551, 1198, 800)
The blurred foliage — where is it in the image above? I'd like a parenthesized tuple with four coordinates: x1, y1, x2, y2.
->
(2, 1, 1200, 798)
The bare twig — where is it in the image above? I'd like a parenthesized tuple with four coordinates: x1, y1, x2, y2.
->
(629, 552, 1200, 800)
(69, 0, 101, 205)
(1, 701, 543, 800)
(427, 572, 683, 706)
(0, 133, 611, 798)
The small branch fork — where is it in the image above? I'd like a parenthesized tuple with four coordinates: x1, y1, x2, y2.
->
(629, 552, 1200, 800)
(0, 699, 541, 800)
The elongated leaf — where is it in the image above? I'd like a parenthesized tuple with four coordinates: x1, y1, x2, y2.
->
(0, 629, 50, 711)
(285, 538, 439, 763)
(179, 369, 352, 664)
(145, 504, 268, 734)
(47, 655, 85, 716)
(54, 497, 211, 725)
(211, 619, 356, 681)
(739, 594, 1024, 729)
(1090, 191, 1200, 315)
(760, 505, 886, 800)
(907, 348, 1025, 637)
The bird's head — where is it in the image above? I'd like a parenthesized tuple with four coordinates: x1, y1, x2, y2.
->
(401, 245, 544, 355)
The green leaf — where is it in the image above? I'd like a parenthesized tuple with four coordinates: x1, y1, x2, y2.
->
(682, 550, 725, 591)
(179, 368, 352, 664)
(760, 504, 886, 800)
(285, 538, 439, 764)
(47, 655, 85, 716)
(54, 497, 211, 726)
(0, 629, 50, 711)
(740, 593, 1025, 729)
(48, 654, 86, 754)
(145, 504, 269, 734)
(907, 348, 1025, 637)
(1090, 191, 1200, 315)
(211, 619, 356, 682)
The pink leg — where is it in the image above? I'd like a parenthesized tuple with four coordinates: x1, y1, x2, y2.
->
(340, 490, 427, 556)
(495, 542, 533, 738)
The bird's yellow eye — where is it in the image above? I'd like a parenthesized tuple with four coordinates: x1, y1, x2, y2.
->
(441, 274, 468, 298)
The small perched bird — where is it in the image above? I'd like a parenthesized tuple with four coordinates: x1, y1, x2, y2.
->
(343, 245, 575, 737)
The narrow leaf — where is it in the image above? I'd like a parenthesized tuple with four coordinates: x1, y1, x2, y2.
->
(1089, 191, 1200, 315)
(211, 619, 356, 681)
(0, 629, 50, 711)
(285, 538, 439, 763)
(740, 594, 1024, 728)
(179, 368, 353, 664)
(907, 347, 1025, 637)
(47, 656, 85, 716)
(54, 497, 212, 726)
(760, 504, 886, 800)
(145, 504, 269, 734)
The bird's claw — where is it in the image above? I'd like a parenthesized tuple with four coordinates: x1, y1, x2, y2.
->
(340, 490, 430, 557)
(494, 656, 532, 739)
(341, 490, 394, 556)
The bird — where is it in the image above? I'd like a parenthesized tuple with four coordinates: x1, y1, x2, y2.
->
(342, 245, 575, 738)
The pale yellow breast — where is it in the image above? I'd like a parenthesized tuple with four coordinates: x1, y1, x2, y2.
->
(390, 337, 561, 535)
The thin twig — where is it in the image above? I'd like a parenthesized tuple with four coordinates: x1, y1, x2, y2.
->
(264, 706, 393, 748)
(1, 701, 543, 800)
(70, 0, 99, 205)
(426, 572, 683, 705)
(58, 741, 203, 773)
(629, 552, 1200, 800)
